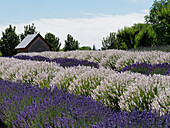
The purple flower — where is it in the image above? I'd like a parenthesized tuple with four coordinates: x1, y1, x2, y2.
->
(12, 55, 99, 68)
(121, 62, 170, 76)
(0, 80, 169, 127)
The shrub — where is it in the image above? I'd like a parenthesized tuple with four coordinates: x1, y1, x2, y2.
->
(0, 80, 169, 128)
(121, 62, 170, 76)
(12, 55, 99, 68)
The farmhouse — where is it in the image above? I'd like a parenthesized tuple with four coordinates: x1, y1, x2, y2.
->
(15, 33, 50, 53)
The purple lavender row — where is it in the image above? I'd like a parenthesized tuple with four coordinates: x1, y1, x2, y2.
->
(121, 62, 170, 76)
(12, 55, 99, 68)
(0, 80, 169, 127)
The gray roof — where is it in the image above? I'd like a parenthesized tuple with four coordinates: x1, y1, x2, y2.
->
(15, 34, 38, 49)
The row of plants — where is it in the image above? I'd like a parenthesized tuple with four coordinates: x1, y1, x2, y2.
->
(11, 55, 99, 68)
(17, 50, 170, 71)
(121, 62, 170, 76)
(14, 55, 170, 76)
(0, 80, 169, 128)
(12, 55, 170, 76)
(0, 57, 169, 114)
(128, 45, 170, 52)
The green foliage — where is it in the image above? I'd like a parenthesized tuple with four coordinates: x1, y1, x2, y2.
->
(145, 0, 169, 24)
(45, 32, 61, 51)
(154, 2, 170, 45)
(101, 32, 120, 50)
(103, 24, 156, 50)
(59, 49, 64, 51)
(102, 0, 170, 50)
(20, 23, 37, 41)
(117, 23, 157, 50)
(117, 26, 137, 49)
(0, 25, 19, 56)
(145, 0, 170, 45)
(92, 44, 96, 50)
(78, 46, 91, 50)
(135, 24, 157, 47)
(64, 34, 79, 51)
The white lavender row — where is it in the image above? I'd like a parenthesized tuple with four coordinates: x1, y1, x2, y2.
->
(17, 50, 170, 71)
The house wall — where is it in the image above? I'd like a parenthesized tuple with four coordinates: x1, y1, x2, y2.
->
(17, 48, 28, 53)
(28, 37, 50, 52)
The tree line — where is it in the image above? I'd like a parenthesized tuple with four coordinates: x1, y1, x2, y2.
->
(0, 23, 97, 56)
(102, 0, 170, 50)
(0, 0, 169, 56)
(0, 23, 83, 56)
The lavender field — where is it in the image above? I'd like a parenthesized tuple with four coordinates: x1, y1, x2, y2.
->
(0, 49, 170, 127)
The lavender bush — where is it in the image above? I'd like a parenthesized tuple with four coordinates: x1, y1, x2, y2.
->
(0, 80, 111, 127)
(0, 57, 169, 114)
(12, 55, 99, 68)
(0, 80, 169, 128)
(16, 50, 170, 71)
(121, 62, 170, 76)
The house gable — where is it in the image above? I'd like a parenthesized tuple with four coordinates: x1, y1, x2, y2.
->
(27, 36, 50, 52)
(15, 34, 37, 49)
(16, 34, 50, 53)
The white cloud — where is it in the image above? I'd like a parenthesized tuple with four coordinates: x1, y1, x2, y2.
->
(0, 11, 147, 49)
(141, 9, 150, 14)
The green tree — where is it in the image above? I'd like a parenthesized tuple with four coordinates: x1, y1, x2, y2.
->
(45, 32, 61, 51)
(117, 26, 138, 49)
(92, 44, 96, 50)
(64, 34, 79, 51)
(20, 23, 37, 41)
(145, 0, 170, 45)
(78, 46, 91, 50)
(145, 0, 169, 25)
(101, 32, 119, 50)
(117, 23, 157, 49)
(135, 25, 157, 47)
(0, 25, 19, 56)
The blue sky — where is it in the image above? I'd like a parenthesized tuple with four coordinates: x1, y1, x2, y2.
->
(0, 0, 154, 49)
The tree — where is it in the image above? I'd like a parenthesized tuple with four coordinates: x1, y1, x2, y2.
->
(117, 26, 138, 49)
(0, 25, 19, 56)
(145, 0, 169, 25)
(20, 23, 37, 41)
(145, 0, 170, 45)
(117, 23, 157, 49)
(45, 33, 61, 51)
(78, 46, 91, 50)
(135, 25, 157, 47)
(92, 44, 96, 50)
(64, 34, 79, 51)
(101, 32, 119, 50)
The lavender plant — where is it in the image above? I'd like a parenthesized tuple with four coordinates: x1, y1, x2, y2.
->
(12, 55, 99, 68)
(0, 80, 111, 127)
(121, 62, 170, 76)
(0, 80, 169, 128)
(16, 50, 170, 71)
(0, 57, 169, 114)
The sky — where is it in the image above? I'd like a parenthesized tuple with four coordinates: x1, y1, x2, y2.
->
(0, 0, 154, 49)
